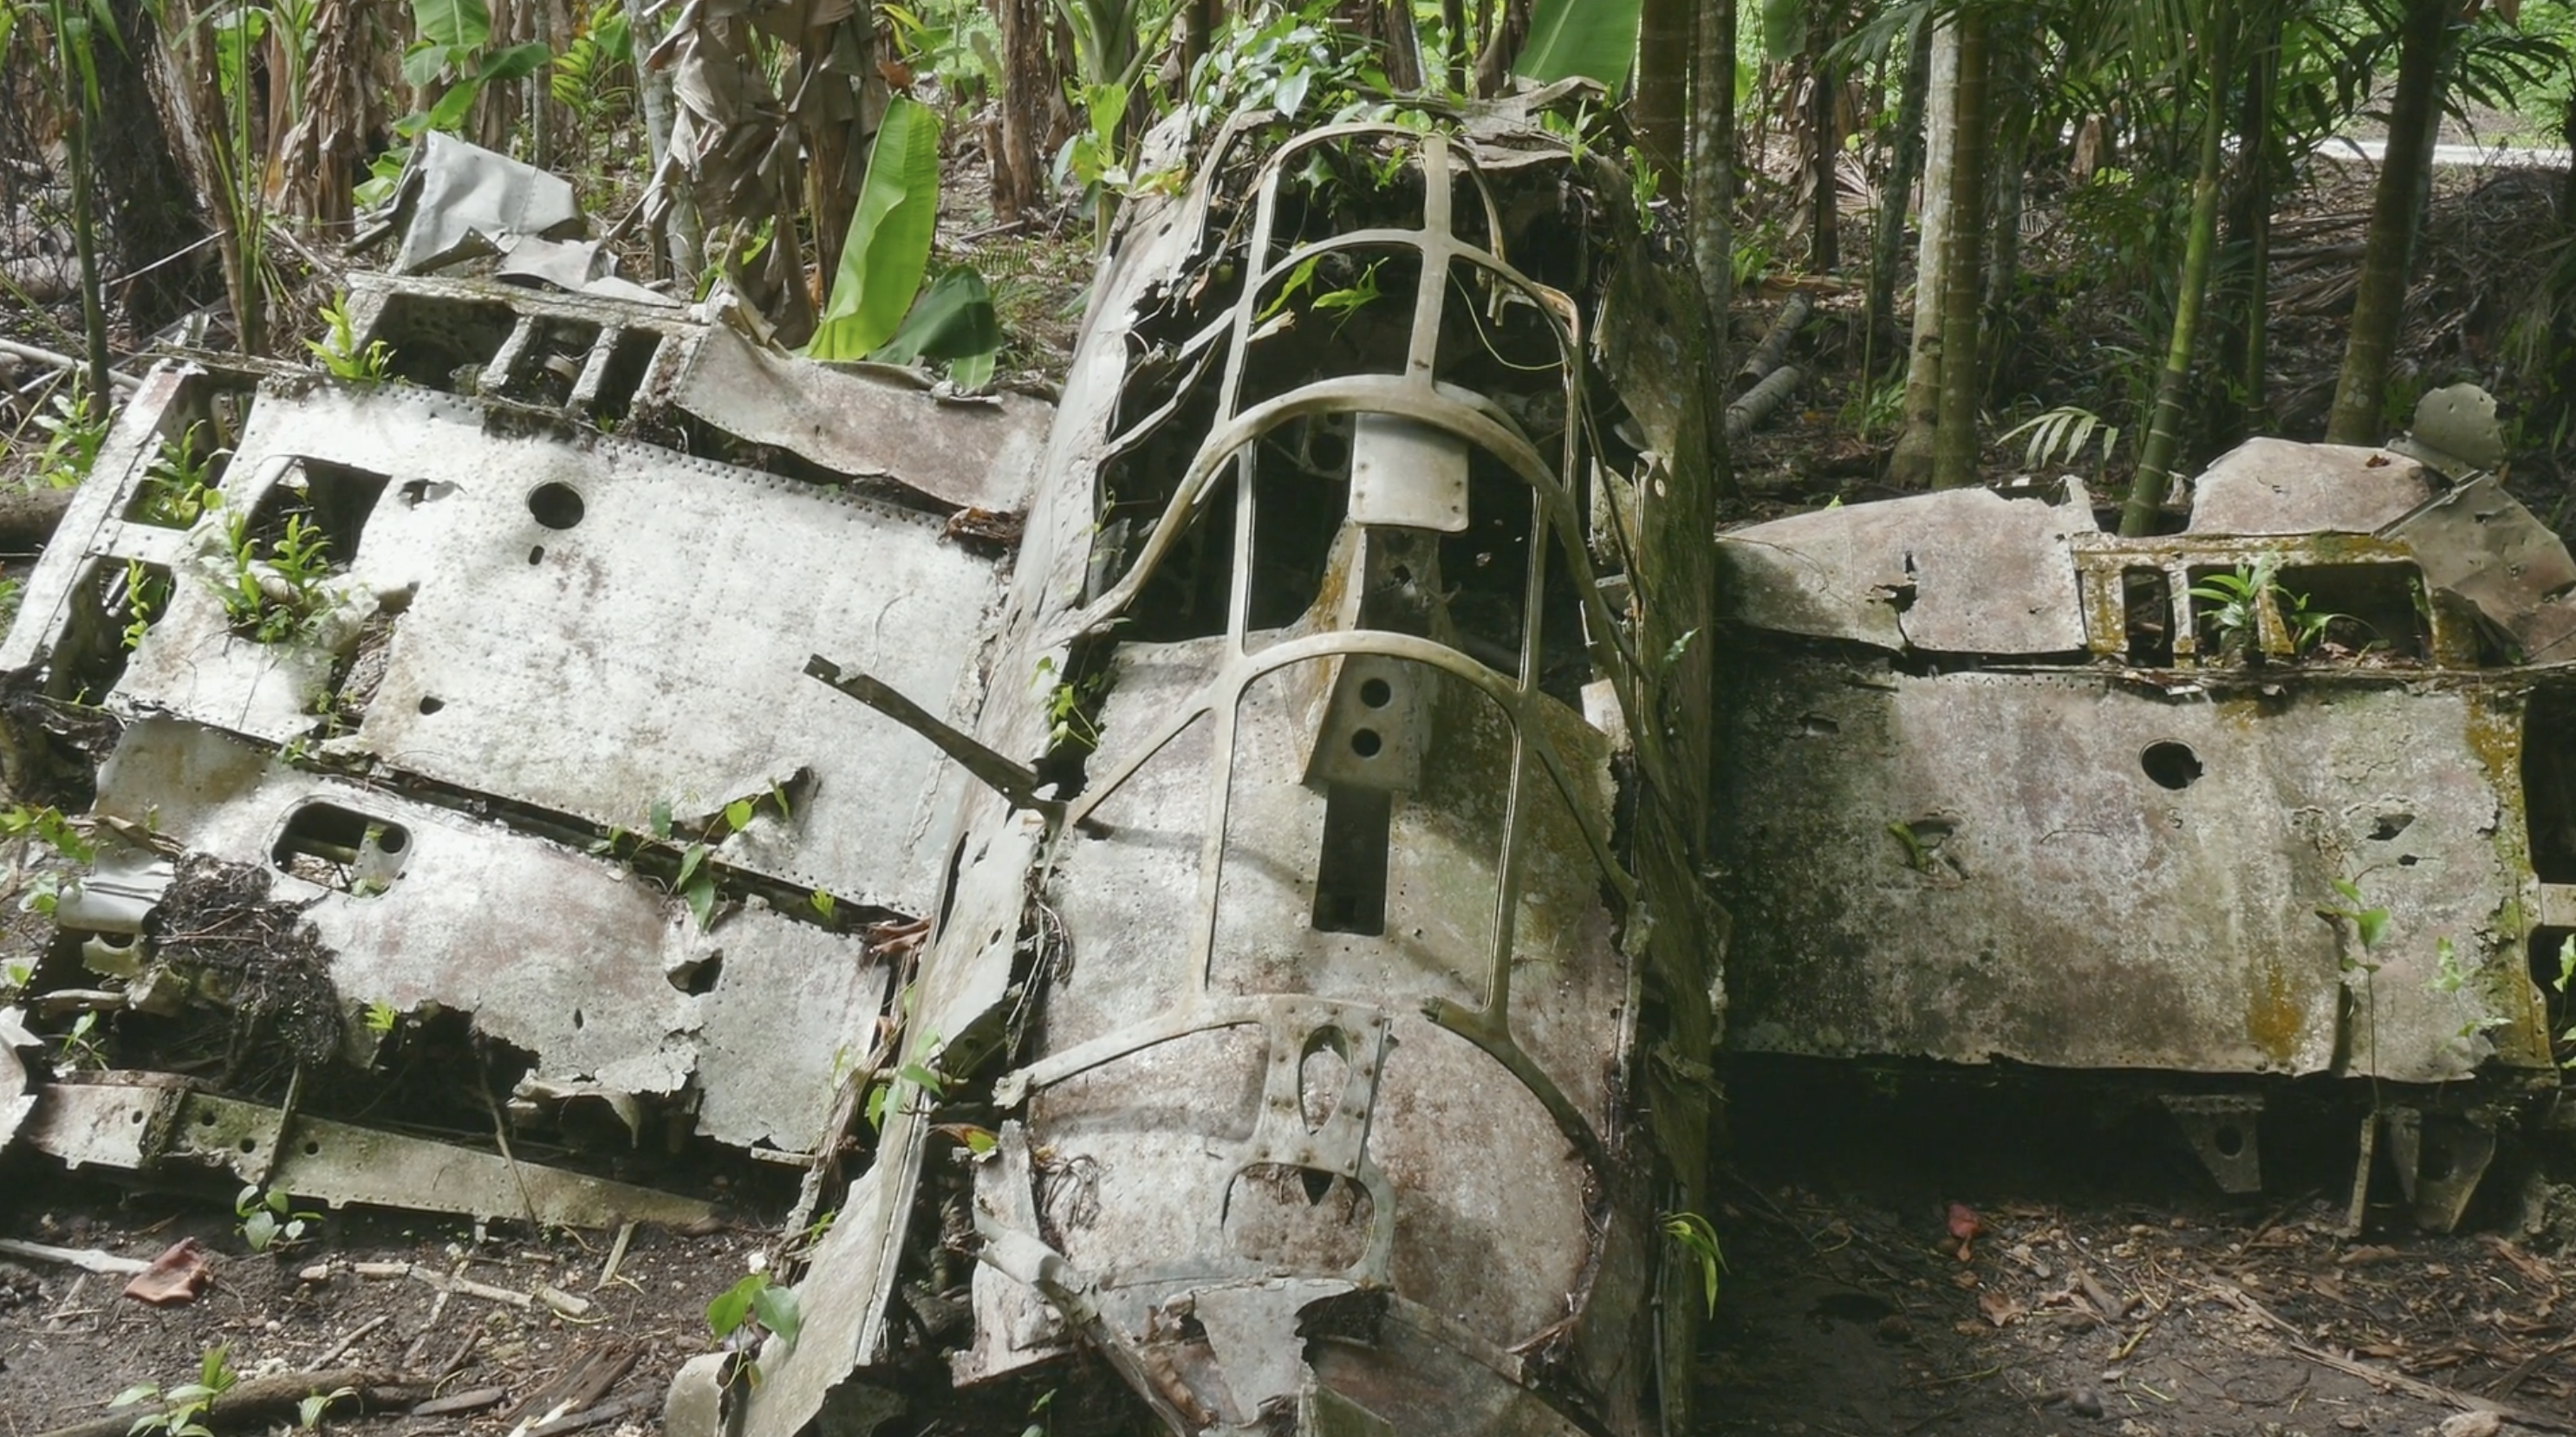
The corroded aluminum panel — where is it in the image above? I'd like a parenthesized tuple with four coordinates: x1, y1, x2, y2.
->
(101, 382, 1000, 914)
(92, 715, 884, 1151)
(1719, 668, 2533, 1083)
(1009, 642, 1619, 1361)
(667, 326, 1053, 514)
(2187, 438, 2432, 535)
(2385, 474, 2576, 665)
(1716, 487, 2092, 654)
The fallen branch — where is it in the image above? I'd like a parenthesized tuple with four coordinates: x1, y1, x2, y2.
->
(0, 338, 141, 393)
(1726, 364, 1806, 441)
(0, 1239, 150, 1275)
(32, 1367, 429, 1437)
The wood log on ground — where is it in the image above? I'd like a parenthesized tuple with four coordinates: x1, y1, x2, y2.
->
(1726, 364, 1806, 441)
(1737, 292, 1813, 388)
(33, 1368, 430, 1437)
(0, 484, 76, 553)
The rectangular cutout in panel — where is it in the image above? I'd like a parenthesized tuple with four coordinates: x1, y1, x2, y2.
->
(270, 801, 410, 895)
(2527, 689, 2576, 884)
(2121, 567, 2173, 666)
(2274, 563, 2429, 661)
(1312, 784, 1392, 936)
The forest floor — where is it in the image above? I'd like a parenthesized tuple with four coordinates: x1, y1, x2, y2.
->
(4, 133, 2576, 1437)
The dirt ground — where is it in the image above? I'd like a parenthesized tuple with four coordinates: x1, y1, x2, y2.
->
(1704, 1068, 2576, 1437)
(0, 1164, 761, 1434)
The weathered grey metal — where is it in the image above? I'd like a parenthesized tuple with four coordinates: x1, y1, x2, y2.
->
(1713, 406, 2574, 1216)
(0, 273, 1040, 1211)
(2184, 438, 2432, 535)
(88, 717, 883, 1151)
(385, 133, 585, 275)
(2386, 473, 2576, 665)
(663, 325, 1053, 514)
(733, 97, 1722, 1437)
(1714, 485, 2093, 654)
(23, 1079, 715, 1226)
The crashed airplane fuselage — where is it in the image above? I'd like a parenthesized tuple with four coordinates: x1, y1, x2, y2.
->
(2, 98, 1725, 1437)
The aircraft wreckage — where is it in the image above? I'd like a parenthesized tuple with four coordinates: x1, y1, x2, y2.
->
(2, 83, 2574, 1437)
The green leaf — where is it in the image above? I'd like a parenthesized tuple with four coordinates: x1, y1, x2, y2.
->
(807, 96, 942, 361)
(676, 842, 706, 889)
(110, 1385, 157, 1408)
(648, 797, 673, 839)
(810, 890, 836, 920)
(684, 873, 717, 930)
(423, 80, 478, 133)
(1759, 0, 1802, 62)
(1514, 0, 1640, 88)
(475, 38, 550, 81)
(723, 798, 754, 833)
(2356, 907, 2389, 950)
(399, 38, 447, 86)
(706, 1272, 766, 1338)
(750, 1283, 803, 1349)
(409, 0, 488, 51)
(870, 265, 1000, 376)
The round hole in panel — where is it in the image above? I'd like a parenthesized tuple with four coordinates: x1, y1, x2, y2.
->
(2140, 740, 2202, 790)
(528, 482, 586, 530)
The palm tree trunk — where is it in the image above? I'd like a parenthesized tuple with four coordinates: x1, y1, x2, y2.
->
(1803, 0, 1840, 270)
(1864, 12, 1930, 356)
(2325, 0, 2446, 445)
(1888, 19, 1956, 486)
(1929, 10, 1987, 491)
(1690, 0, 1736, 365)
(1976, 16, 2026, 391)
(2121, 14, 2229, 535)
(1635, 0, 1688, 178)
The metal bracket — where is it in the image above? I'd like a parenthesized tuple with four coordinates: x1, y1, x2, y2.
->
(2161, 1093, 2265, 1194)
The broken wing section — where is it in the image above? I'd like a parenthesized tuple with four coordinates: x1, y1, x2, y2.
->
(1, 276, 1039, 1209)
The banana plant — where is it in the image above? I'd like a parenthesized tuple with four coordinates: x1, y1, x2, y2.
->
(400, 0, 551, 135)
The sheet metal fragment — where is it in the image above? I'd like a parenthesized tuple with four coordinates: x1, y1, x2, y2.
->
(24, 1082, 715, 1226)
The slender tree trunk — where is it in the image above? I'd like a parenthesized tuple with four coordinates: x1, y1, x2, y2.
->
(1976, 16, 2026, 392)
(992, 0, 1053, 221)
(1864, 13, 1931, 356)
(1441, 0, 1465, 89)
(2326, 0, 2447, 445)
(1803, 0, 1840, 270)
(1888, 20, 1956, 486)
(1472, 0, 1525, 95)
(1635, 0, 1688, 179)
(1929, 10, 1988, 490)
(1690, 0, 1736, 373)
(65, 102, 112, 401)
(2122, 16, 2230, 535)
(2213, 14, 2277, 445)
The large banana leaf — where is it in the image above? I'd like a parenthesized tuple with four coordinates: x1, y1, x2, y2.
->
(411, 0, 489, 52)
(872, 264, 1000, 389)
(807, 96, 942, 361)
(1513, 0, 1642, 89)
